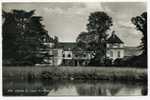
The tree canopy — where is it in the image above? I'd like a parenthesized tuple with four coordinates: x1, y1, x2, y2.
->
(3, 10, 52, 65)
(131, 12, 147, 56)
(131, 12, 147, 67)
(76, 11, 113, 65)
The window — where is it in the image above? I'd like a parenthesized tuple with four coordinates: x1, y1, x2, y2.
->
(68, 54, 71, 58)
(118, 51, 120, 57)
(63, 54, 65, 57)
(107, 44, 109, 48)
(110, 51, 113, 57)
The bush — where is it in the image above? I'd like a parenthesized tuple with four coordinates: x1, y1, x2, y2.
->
(113, 58, 124, 66)
(124, 55, 147, 68)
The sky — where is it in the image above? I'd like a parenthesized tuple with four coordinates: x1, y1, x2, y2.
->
(2, 2, 146, 46)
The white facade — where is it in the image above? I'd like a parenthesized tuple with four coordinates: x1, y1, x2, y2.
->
(62, 50, 73, 59)
(106, 43, 124, 61)
(47, 48, 63, 66)
(53, 49, 63, 66)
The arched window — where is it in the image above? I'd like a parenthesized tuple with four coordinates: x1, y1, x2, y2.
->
(110, 51, 113, 57)
(118, 51, 120, 57)
(83, 54, 86, 57)
(68, 54, 71, 58)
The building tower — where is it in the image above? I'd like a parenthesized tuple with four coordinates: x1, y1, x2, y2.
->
(106, 31, 124, 61)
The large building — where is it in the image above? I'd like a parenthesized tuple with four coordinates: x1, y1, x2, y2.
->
(57, 42, 92, 66)
(46, 31, 141, 66)
(54, 31, 125, 66)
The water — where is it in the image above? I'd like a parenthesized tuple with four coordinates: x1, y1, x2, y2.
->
(3, 79, 147, 96)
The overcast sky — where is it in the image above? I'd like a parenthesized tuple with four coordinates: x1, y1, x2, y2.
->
(3, 2, 146, 46)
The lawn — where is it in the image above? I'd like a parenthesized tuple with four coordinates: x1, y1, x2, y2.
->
(3, 66, 147, 81)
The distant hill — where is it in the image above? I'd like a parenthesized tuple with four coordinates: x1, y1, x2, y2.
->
(124, 46, 142, 57)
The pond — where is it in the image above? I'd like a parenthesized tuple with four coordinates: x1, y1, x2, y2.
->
(3, 79, 147, 96)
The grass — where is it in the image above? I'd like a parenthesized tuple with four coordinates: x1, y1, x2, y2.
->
(3, 66, 147, 82)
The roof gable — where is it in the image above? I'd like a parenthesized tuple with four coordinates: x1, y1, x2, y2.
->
(107, 31, 124, 44)
(58, 42, 76, 50)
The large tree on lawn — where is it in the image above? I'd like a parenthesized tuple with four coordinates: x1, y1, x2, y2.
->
(131, 12, 147, 56)
(2, 10, 51, 65)
(76, 11, 113, 65)
(131, 12, 147, 67)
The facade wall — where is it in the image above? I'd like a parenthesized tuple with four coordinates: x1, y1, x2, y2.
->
(53, 49, 63, 66)
(49, 43, 125, 66)
(62, 51, 73, 59)
(48, 49, 63, 66)
(107, 48, 124, 61)
(106, 43, 124, 61)
(61, 51, 92, 66)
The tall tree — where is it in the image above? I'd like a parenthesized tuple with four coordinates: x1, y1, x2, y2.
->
(131, 12, 147, 67)
(131, 12, 147, 55)
(2, 10, 51, 65)
(77, 12, 112, 65)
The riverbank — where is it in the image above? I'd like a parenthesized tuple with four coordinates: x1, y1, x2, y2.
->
(3, 66, 147, 82)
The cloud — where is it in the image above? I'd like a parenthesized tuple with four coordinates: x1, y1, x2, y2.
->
(117, 21, 135, 29)
(2, 2, 146, 46)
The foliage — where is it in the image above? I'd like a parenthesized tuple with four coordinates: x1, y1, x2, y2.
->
(131, 12, 147, 68)
(3, 66, 147, 82)
(131, 12, 147, 55)
(124, 55, 147, 68)
(113, 58, 124, 66)
(2, 10, 51, 65)
(76, 12, 113, 65)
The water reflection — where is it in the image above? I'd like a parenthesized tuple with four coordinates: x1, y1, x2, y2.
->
(3, 79, 147, 96)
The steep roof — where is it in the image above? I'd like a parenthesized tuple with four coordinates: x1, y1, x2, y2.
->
(107, 31, 124, 44)
(57, 42, 77, 50)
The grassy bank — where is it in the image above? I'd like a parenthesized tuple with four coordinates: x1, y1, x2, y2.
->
(3, 66, 147, 82)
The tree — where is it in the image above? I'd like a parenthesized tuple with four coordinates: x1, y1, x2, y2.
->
(131, 12, 147, 55)
(131, 12, 147, 67)
(77, 12, 113, 65)
(2, 10, 19, 61)
(2, 10, 51, 65)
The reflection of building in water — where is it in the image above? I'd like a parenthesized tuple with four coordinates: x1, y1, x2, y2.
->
(115, 87, 142, 96)
(47, 81, 144, 96)
(75, 82, 144, 96)
(48, 85, 78, 96)
(76, 84, 121, 96)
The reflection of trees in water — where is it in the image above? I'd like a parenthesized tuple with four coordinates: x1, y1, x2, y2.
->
(75, 82, 122, 96)
(75, 81, 147, 96)
(3, 79, 147, 96)
(3, 79, 54, 96)
(41, 80, 71, 92)
(141, 86, 147, 95)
